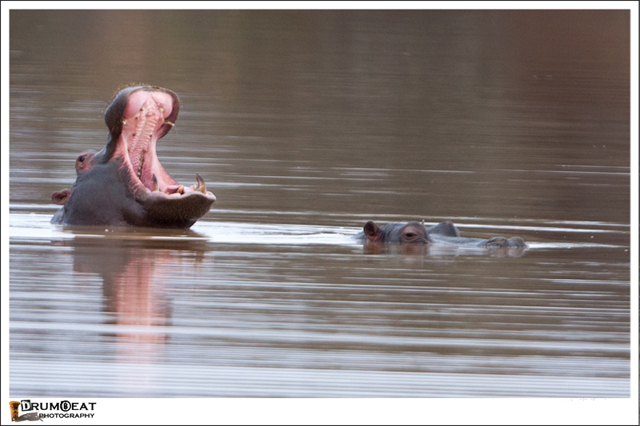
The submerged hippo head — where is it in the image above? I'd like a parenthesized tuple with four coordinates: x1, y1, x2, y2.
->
(51, 86, 216, 228)
(361, 220, 461, 244)
(363, 221, 435, 244)
(360, 220, 528, 249)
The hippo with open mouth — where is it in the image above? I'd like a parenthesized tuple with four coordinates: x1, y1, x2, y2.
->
(51, 86, 216, 228)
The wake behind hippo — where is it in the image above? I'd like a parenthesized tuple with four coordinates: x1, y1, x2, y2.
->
(359, 220, 528, 249)
(51, 86, 216, 228)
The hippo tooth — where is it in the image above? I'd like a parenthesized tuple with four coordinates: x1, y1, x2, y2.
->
(177, 185, 184, 195)
(164, 120, 175, 127)
(195, 173, 207, 193)
(138, 152, 145, 178)
(152, 174, 159, 191)
(122, 119, 127, 125)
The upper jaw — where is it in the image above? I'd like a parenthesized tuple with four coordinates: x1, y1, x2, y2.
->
(105, 86, 180, 142)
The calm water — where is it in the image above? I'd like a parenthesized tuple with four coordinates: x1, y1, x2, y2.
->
(9, 10, 630, 398)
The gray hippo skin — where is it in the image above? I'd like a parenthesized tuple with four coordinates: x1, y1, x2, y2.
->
(359, 221, 527, 249)
(51, 86, 216, 228)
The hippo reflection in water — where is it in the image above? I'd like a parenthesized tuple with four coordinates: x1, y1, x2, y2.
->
(358, 221, 528, 249)
(51, 86, 216, 228)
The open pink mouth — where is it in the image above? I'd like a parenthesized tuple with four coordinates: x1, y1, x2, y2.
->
(116, 89, 215, 201)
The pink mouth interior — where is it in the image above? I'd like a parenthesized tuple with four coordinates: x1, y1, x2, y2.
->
(119, 90, 195, 195)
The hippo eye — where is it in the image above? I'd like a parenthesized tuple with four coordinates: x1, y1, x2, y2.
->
(78, 155, 86, 162)
(405, 232, 417, 238)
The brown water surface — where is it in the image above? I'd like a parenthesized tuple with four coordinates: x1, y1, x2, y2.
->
(9, 10, 630, 397)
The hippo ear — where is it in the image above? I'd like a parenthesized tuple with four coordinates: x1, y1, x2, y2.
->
(52, 188, 71, 206)
(427, 220, 460, 237)
(363, 221, 383, 242)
